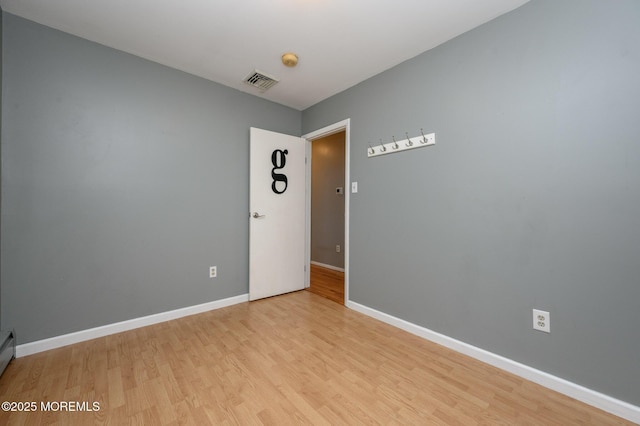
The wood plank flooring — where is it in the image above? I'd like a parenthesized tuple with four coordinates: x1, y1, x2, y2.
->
(0, 291, 633, 425)
(306, 264, 344, 304)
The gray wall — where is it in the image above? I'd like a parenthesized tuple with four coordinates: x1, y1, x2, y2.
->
(311, 132, 345, 269)
(303, 0, 640, 406)
(0, 14, 300, 344)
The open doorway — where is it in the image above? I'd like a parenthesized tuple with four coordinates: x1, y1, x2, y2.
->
(303, 119, 350, 306)
(308, 131, 345, 304)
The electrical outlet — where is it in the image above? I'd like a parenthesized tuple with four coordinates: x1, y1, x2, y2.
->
(209, 266, 217, 278)
(533, 309, 550, 333)
(336, 245, 341, 253)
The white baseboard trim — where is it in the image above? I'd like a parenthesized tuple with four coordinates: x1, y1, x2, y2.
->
(310, 260, 345, 272)
(346, 300, 640, 424)
(16, 294, 249, 358)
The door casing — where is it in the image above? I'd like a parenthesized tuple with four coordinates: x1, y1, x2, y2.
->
(302, 119, 351, 304)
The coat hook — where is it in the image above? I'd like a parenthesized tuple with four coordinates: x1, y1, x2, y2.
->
(368, 143, 375, 155)
(420, 128, 427, 144)
(405, 132, 413, 147)
(379, 139, 387, 152)
(392, 136, 399, 149)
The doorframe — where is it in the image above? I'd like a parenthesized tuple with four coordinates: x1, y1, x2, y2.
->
(302, 118, 351, 304)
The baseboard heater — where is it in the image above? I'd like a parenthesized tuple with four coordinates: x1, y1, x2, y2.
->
(0, 330, 16, 377)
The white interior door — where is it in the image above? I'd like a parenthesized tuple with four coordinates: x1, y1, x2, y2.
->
(250, 127, 306, 301)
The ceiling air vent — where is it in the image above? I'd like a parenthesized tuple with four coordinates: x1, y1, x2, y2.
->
(243, 69, 279, 92)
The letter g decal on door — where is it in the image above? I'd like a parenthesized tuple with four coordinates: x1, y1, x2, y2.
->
(271, 149, 289, 194)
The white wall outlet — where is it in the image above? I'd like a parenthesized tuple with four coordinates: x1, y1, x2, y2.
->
(533, 309, 550, 333)
(336, 245, 341, 253)
(209, 266, 217, 278)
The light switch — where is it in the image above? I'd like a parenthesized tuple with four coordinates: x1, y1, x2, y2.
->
(351, 182, 358, 193)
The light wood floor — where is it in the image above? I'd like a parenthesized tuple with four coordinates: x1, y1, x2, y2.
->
(307, 264, 344, 304)
(0, 291, 632, 425)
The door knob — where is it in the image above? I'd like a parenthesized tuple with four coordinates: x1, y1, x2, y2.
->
(252, 212, 265, 219)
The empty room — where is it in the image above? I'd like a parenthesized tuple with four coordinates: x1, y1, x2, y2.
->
(1, 0, 639, 424)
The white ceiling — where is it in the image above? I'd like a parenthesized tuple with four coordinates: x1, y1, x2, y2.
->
(0, 0, 529, 111)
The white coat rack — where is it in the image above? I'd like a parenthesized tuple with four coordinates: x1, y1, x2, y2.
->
(367, 129, 435, 158)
